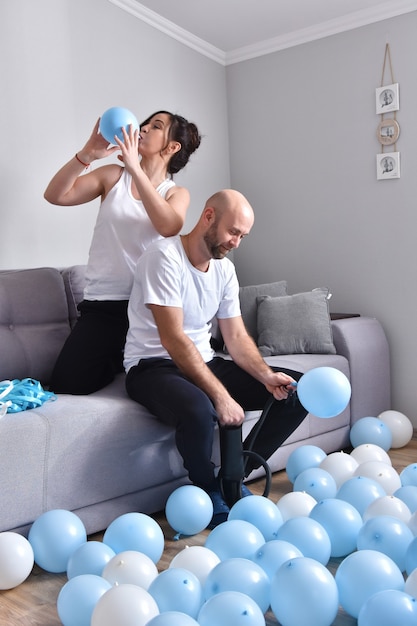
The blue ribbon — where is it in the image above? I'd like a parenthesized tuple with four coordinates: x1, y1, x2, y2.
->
(0, 378, 57, 414)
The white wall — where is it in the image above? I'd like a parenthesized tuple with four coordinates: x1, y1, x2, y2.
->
(0, 0, 230, 269)
(227, 13, 417, 423)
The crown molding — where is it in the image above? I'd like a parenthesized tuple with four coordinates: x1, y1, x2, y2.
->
(108, 0, 417, 67)
(107, 0, 225, 64)
(226, 0, 417, 65)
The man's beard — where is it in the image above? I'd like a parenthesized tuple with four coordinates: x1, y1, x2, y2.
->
(203, 223, 229, 259)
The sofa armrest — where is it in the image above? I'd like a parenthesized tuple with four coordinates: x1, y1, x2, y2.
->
(331, 316, 391, 423)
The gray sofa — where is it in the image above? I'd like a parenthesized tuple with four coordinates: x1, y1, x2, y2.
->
(0, 266, 391, 536)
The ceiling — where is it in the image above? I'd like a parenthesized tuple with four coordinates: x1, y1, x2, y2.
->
(121, 0, 417, 63)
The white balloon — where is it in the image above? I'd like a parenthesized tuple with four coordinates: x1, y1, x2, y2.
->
(354, 460, 401, 495)
(102, 550, 158, 589)
(350, 443, 392, 466)
(378, 410, 414, 448)
(169, 545, 220, 587)
(91, 584, 159, 626)
(319, 451, 359, 488)
(0, 532, 34, 590)
(276, 491, 317, 521)
(363, 495, 412, 523)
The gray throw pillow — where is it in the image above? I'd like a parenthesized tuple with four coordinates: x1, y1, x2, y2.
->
(239, 280, 287, 342)
(256, 288, 336, 356)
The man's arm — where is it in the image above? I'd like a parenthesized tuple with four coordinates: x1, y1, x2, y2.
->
(149, 304, 245, 426)
(219, 316, 295, 400)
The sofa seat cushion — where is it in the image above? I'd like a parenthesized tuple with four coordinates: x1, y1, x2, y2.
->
(35, 375, 187, 513)
(0, 268, 71, 384)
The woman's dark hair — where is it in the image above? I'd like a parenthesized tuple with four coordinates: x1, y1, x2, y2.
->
(140, 110, 201, 175)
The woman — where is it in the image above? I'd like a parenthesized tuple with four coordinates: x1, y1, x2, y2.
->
(44, 110, 201, 394)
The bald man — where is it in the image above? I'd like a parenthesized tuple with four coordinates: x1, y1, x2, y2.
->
(124, 190, 307, 527)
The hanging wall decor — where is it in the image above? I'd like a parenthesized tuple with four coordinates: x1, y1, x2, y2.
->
(376, 44, 400, 180)
(376, 151, 400, 180)
(375, 82, 399, 115)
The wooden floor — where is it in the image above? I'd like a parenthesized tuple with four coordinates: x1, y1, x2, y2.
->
(1, 438, 416, 625)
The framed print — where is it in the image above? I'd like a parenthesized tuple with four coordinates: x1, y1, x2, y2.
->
(376, 151, 400, 180)
(377, 118, 400, 146)
(375, 83, 399, 114)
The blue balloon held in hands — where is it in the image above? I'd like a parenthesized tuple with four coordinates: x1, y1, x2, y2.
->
(100, 107, 139, 144)
(293, 366, 351, 418)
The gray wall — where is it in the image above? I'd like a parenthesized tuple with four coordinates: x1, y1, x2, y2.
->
(0, 0, 230, 268)
(227, 13, 417, 423)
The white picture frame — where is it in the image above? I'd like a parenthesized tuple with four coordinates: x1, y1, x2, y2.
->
(376, 151, 400, 180)
(375, 83, 399, 114)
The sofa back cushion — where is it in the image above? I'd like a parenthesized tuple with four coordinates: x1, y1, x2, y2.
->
(0, 268, 71, 385)
(61, 265, 87, 327)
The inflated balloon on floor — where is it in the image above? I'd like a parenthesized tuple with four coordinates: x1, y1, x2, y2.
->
(378, 410, 413, 448)
(285, 444, 327, 483)
(147, 613, 199, 626)
(295, 367, 351, 418)
(91, 583, 159, 626)
(57, 574, 112, 626)
(271, 557, 339, 626)
(198, 590, 265, 626)
(102, 512, 164, 564)
(335, 549, 404, 618)
(28, 509, 87, 573)
(350, 417, 392, 451)
(99, 107, 139, 144)
(165, 485, 213, 538)
(358, 589, 417, 626)
(0, 532, 34, 589)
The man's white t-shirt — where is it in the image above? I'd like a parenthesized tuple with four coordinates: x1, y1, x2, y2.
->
(123, 236, 241, 371)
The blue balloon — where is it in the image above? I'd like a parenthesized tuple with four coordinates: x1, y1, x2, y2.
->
(295, 366, 351, 418)
(271, 557, 339, 626)
(99, 107, 139, 144)
(204, 519, 265, 561)
(204, 558, 270, 613)
(251, 539, 303, 581)
(286, 445, 327, 483)
(358, 589, 417, 626)
(275, 516, 331, 565)
(394, 485, 417, 513)
(147, 612, 199, 626)
(67, 541, 116, 579)
(309, 498, 363, 557)
(57, 574, 112, 626)
(293, 467, 337, 501)
(336, 475, 386, 516)
(28, 509, 87, 573)
(404, 536, 417, 576)
(400, 463, 417, 487)
(350, 417, 393, 451)
(198, 591, 265, 626)
(165, 485, 213, 537)
(335, 549, 404, 618)
(228, 495, 283, 541)
(103, 512, 164, 564)
(148, 568, 203, 618)
(357, 515, 413, 572)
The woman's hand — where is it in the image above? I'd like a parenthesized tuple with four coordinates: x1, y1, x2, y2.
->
(77, 119, 119, 164)
(115, 124, 140, 175)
